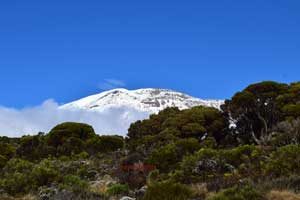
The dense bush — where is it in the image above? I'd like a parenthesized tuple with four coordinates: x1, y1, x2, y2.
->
(46, 122, 96, 156)
(14, 123, 125, 160)
(17, 134, 55, 161)
(208, 185, 264, 200)
(127, 106, 228, 153)
(0, 142, 16, 168)
(87, 135, 124, 154)
(60, 175, 89, 193)
(0, 142, 16, 160)
(0, 155, 7, 168)
(143, 181, 193, 200)
(264, 145, 300, 176)
(0, 172, 34, 195)
(31, 159, 59, 186)
(106, 183, 129, 196)
(0, 159, 35, 194)
(178, 145, 265, 184)
(271, 118, 300, 146)
(147, 138, 201, 172)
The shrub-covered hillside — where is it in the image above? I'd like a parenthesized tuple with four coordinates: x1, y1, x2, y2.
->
(1, 81, 300, 200)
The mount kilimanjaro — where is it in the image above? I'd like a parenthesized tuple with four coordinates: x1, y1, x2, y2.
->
(61, 88, 223, 113)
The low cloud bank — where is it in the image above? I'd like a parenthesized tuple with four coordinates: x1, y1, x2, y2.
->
(0, 100, 150, 137)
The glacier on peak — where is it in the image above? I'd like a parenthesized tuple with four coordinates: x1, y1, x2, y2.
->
(60, 88, 224, 113)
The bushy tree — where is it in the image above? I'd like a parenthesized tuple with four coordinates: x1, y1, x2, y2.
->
(17, 133, 56, 160)
(222, 81, 288, 145)
(47, 122, 95, 146)
(46, 122, 96, 156)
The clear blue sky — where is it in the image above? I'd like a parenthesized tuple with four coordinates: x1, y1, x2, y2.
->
(0, 0, 299, 108)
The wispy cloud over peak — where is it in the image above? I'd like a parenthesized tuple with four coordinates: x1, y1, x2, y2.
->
(98, 79, 126, 90)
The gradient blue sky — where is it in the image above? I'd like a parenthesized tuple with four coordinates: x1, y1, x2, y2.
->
(0, 0, 300, 108)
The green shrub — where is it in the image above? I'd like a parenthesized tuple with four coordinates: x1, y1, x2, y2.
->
(221, 145, 264, 176)
(48, 122, 95, 142)
(17, 135, 44, 160)
(87, 135, 124, 154)
(0, 154, 8, 168)
(147, 143, 177, 172)
(127, 106, 227, 152)
(179, 148, 220, 182)
(3, 158, 34, 174)
(147, 138, 201, 172)
(143, 181, 193, 200)
(60, 175, 89, 193)
(0, 172, 34, 195)
(265, 145, 300, 176)
(0, 142, 16, 160)
(179, 145, 266, 183)
(106, 184, 129, 196)
(31, 159, 59, 186)
(0, 159, 35, 194)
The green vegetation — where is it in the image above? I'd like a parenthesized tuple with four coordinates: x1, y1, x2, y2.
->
(208, 185, 264, 200)
(106, 183, 129, 196)
(1, 81, 300, 199)
(143, 181, 193, 200)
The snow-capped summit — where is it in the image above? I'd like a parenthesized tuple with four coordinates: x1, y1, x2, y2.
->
(61, 88, 223, 113)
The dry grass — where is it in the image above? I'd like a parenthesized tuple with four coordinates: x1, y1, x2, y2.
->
(190, 183, 209, 199)
(266, 190, 300, 200)
(0, 194, 38, 200)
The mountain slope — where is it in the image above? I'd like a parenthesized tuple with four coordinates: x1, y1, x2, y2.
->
(61, 88, 223, 113)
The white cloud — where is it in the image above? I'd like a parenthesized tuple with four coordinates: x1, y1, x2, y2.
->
(0, 100, 150, 137)
(98, 79, 126, 90)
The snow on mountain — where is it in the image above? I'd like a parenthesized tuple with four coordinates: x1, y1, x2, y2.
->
(60, 88, 224, 113)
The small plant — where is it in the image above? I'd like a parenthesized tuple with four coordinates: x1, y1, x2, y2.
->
(60, 175, 89, 193)
(106, 183, 129, 196)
